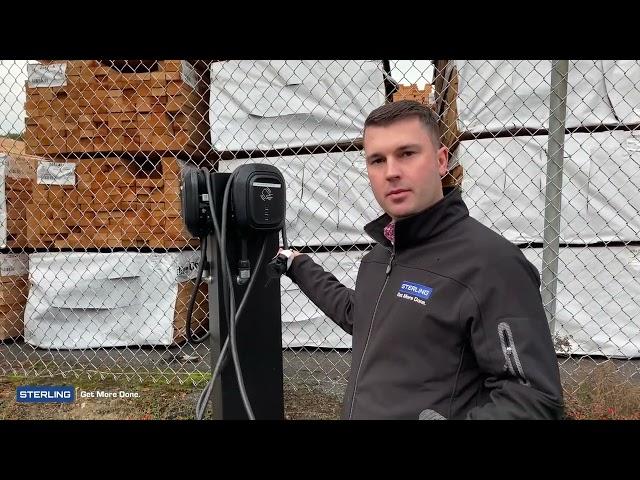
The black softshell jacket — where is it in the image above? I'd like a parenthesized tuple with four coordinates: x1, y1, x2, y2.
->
(287, 187, 564, 420)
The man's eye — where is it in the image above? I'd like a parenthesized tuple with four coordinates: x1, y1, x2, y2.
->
(370, 158, 383, 165)
(402, 151, 415, 157)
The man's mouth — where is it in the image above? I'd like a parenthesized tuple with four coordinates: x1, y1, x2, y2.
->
(387, 189, 410, 198)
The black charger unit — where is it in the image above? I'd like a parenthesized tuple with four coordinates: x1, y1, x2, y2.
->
(182, 167, 212, 238)
(231, 164, 286, 233)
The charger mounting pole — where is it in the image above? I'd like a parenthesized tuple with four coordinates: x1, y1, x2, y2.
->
(207, 172, 285, 420)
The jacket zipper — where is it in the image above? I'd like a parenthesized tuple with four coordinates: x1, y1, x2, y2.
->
(348, 247, 394, 419)
(498, 322, 529, 386)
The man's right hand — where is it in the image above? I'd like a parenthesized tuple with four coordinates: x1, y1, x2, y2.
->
(266, 249, 300, 279)
(276, 248, 300, 272)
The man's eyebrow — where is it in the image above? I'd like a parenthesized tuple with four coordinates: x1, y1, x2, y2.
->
(396, 144, 421, 151)
(366, 152, 384, 162)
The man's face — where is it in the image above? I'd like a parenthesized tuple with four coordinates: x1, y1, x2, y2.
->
(363, 117, 449, 220)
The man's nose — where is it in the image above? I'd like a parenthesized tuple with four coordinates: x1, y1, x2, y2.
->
(385, 158, 401, 180)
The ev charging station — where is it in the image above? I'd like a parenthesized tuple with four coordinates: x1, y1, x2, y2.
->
(181, 164, 290, 420)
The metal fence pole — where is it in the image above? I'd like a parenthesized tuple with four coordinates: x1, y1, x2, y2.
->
(541, 60, 569, 333)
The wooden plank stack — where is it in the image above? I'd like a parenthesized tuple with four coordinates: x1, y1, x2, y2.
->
(23, 60, 200, 156)
(173, 281, 208, 344)
(392, 84, 433, 104)
(20, 60, 201, 250)
(0, 140, 37, 249)
(0, 254, 28, 341)
(392, 82, 463, 188)
(26, 156, 195, 249)
(4, 160, 36, 249)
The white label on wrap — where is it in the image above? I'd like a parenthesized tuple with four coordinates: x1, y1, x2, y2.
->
(28, 63, 67, 88)
(180, 61, 198, 89)
(176, 251, 201, 283)
(37, 161, 76, 186)
(0, 254, 28, 277)
(1, 154, 35, 180)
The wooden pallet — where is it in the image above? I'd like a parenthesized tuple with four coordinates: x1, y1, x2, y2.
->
(26, 156, 197, 249)
(392, 82, 463, 187)
(0, 140, 37, 249)
(173, 281, 208, 345)
(0, 267, 28, 340)
(392, 84, 433, 104)
(23, 60, 201, 157)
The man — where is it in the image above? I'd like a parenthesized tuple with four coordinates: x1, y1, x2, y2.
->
(279, 100, 565, 420)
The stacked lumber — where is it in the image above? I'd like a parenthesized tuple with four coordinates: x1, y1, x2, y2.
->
(23, 60, 200, 156)
(25, 156, 196, 249)
(392, 82, 463, 187)
(0, 254, 28, 340)
(392, 84, 433, 104)
(0, 140, 37, 249)
(173, 281, 208, 344)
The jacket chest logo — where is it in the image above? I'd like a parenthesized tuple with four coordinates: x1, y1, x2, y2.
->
(396, 281, 433, 306)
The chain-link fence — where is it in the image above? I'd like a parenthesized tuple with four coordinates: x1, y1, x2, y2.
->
(0, 60, 638, 407)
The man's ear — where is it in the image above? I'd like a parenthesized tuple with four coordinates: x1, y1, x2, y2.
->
(437, 146, 449, 177)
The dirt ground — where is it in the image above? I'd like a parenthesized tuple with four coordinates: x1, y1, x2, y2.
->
(1, 345, 639, 420)
(0, 373, 343, 420)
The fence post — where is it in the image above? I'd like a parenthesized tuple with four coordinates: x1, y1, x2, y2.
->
(541, 60, 569, 334)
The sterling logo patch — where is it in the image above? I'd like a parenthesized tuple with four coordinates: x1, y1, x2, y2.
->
(397, 281, 433, 305)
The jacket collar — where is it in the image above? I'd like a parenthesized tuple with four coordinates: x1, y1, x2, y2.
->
(364, 187, 469, 251)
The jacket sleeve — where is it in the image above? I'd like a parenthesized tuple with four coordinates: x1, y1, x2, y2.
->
(464, 249, 565, 420)
(286, 254, 355, 335)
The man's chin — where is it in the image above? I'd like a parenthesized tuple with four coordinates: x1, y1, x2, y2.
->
(386, 206, 415, 220)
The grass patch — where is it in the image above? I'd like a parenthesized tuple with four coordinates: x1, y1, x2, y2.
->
(2, 362, 638, 420)
(563, 362, 640, 420)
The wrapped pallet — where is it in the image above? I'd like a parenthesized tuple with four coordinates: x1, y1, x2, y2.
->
(23, 60, 202, 157)
(453, 130, 640, 244)
(282, 250, 361, 348)
(209, 60, 386, 151)
(522, 246, 640, 358)
(454, 60, 618, 134)
(26, 156, 195, 249)
(24, 250, 207, 348)
(0, 254, 29, 341)
(602, 60, 640, 125)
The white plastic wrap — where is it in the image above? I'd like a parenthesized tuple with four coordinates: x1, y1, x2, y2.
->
(281, 250, 364, 348)
(210, 60, 386, 151)
(455, 60, 617, 133)
(522, 247, 640, 358)
(279, 246, 640, 357)
(24, 251, 201, 349)
(602, 60, 640, 125)
(455, 131, 640, 243)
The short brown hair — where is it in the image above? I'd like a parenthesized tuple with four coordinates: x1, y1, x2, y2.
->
(364, 100, 441, 149)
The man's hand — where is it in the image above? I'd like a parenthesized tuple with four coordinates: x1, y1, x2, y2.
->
(277, 248, 300, 258)
(266, 249, 301, 279)
(276, 248, 300, 271)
